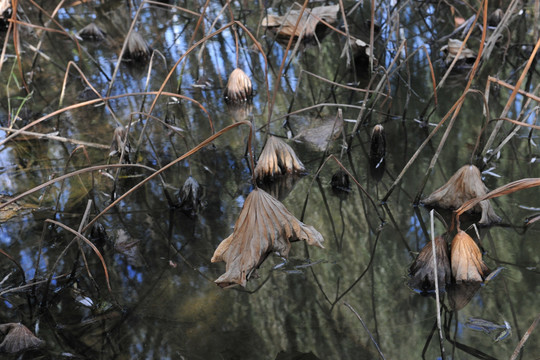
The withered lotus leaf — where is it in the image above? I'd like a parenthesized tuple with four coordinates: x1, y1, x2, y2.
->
(422, 165, 501, 225)
(451, 230, 488, 283)
(0, 323, 43, 353)
(78, 23, 106, 41)
(211, 188, 324, 287)
(409, 236, 451, 293)
(224, 68, 252, 103)
(178, 176, 203, 217)
(262, 5, 339, 40)
(125, 31, 150, 62)
(254, 136, 305, 180)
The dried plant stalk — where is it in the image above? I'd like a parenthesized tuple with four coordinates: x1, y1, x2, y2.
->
(422, 165, 500, 225)
(409, 236, 451, 293)
(224, 68, 252, 103)
(254, 136, 305, 180)
(211, 188, 324, 287)
(451, 230, 488, 283)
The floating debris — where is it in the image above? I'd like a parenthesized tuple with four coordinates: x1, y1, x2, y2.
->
(262, 4, 339, 43)
(78, 23, 106, 41)
(451, 230, 488, 283)
(211, 188, 324, 287)
(409, 236, 451, 293)
(178, 176, 203, 218)
(224, 68, 253, 103)
(0, 323, 44, 353)
(254, 136, 305, 180)
(422, 165, 501, 225)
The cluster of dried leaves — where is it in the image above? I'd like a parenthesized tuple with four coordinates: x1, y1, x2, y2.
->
(409, 230, 489, 296)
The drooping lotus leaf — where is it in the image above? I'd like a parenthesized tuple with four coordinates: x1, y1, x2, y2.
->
(211, 188, 324, 287)
(125, 31, 150, 62)
(254, 136, 305, 180)
(422, 165, 501, 225)
(451, 230, 488, 283)
(0, 323, 43, 353)
(409, 236, 451, 293)
(78, 23, 106, 41)
(224, 68, 253, 103)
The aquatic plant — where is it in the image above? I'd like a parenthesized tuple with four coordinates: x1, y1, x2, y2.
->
(223, 68, 252, 103)
(254, 136, 305, 180)
(211, 188, 324, 287)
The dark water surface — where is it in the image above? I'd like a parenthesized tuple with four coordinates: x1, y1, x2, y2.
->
(0, 1, 539, 359)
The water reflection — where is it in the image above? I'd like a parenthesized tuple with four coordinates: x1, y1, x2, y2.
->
(0, 0, 539, 359)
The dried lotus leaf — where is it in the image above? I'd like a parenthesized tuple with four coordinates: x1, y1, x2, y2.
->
(211, 188, 323, 287)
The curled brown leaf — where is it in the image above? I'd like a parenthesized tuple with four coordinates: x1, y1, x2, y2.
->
(451, 230, 488, 283)
(224, 68, 252, 103)
(0, 323, 43, 353)
(422, 165, 500, 225)
(211, 188, 324, 287)
(254, 136, 305, 180)
(409, 236, 451, 293)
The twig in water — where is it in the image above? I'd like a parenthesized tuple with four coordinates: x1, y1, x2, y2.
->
(343, 302, 386, 360)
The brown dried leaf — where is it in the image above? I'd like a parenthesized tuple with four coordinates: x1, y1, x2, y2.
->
(262, 5, 339, 40)
(211, 188, 324, 287)
(409, 236, 451, 293)
(224, 68, 252, 103)
(254, 136, 305, 180)
(451, 230, 488, 283)
(0, 323, 43, 353)
(422, 165, 500, 225)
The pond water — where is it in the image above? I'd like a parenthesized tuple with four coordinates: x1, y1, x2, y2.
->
(0, 1, 539, 359)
